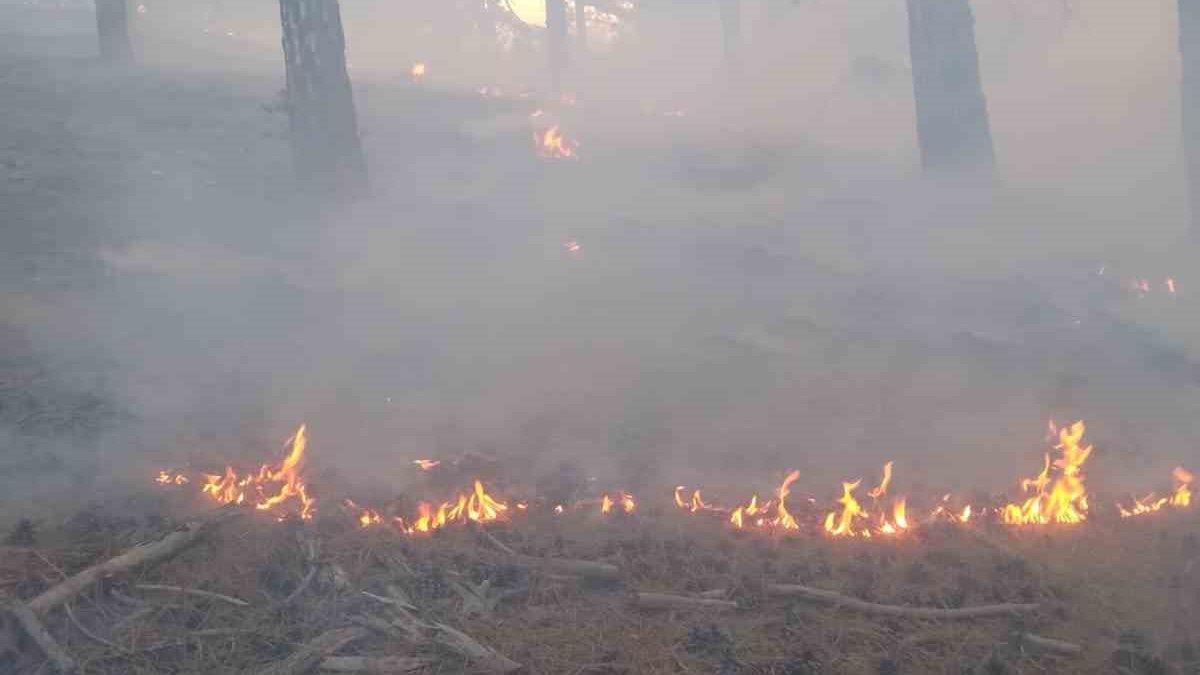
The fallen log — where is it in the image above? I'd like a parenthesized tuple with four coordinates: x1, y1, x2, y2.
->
(634, 592, 737, 611)
(28, 507, 242, 617)
(132, 583, 250, 607)
(320, 655, 432, 673)
(2, 595, 77, 673)
(766, 584, 1038, 620)
(1019, 632, 1083, 657)
(356, 609, 521, 674)
(254, 627, 369, 675)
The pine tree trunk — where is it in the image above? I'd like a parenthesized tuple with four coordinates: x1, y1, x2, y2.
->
(718, 0, 741, 86)
(278, 0, 367, 194)
(1180, 0, 1200, 236)
(95, 0, 132, 62)
(575, 0, 587, 56)
(905, 0, 994, 173)
(546, 0, 568, 97)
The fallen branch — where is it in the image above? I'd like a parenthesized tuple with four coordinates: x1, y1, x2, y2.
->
(634, 592, 737, 611)
(1019, 632, 1083, 657)
(274, 566, 319, 609)
(320, 655, 432, 673)
(510, 554, 620, 581)
(132, 583, 250, 607)
(358, 609, 520, 674)
(2, 595, 78, 673)
(766, 584, 1038, 620)
(254, 627, 369, 675)
(28, 507, 242, 617)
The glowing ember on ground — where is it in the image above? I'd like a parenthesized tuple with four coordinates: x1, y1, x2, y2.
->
(410, 62, 427, 81)
(1002, 420, 1091, 525)
(564, 239, 582, 256)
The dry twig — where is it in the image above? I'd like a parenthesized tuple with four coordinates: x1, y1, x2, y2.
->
(253, 627, 369, 675)
(1019, 632, 1083, 656)
(634, 592, 738, 611)
(132, 583, 249, 607)
(766, 584, 1039, 619)
(2, 595, 77, 673)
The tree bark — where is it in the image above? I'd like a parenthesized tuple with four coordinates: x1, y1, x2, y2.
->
(546, 0, 568, 96)
(905, 0, 994, 173)
(1180, 0, 1200, 236)
(279, 0, 367, 194)
(575, 0, 587, 55)
(718, 0, 741, 87)
(95, 0, 132, 62)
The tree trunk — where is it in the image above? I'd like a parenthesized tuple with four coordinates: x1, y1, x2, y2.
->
(1180, 0, 1200, 236)
(575, 0, 587, 56)
(718, 0, 741, 87)
(546, 0, 568, 97)
(279, 0, 367, 194)
(905, 0, 994, 173)
(95, 0, 132, 62)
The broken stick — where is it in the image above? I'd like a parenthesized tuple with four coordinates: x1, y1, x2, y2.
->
(28, 506, 242, 617)
(254, 627, 369, 675)
(132, 583, 249, 607)
(357, 609, 521, 674)
(766, 584, 1038, 619)
(1019, 632, 1083, 656)
(320, 655, 432, 673)
(634, 592, 737, 611)
(2, 595, 78, 673)
(509, 554, 620, 581)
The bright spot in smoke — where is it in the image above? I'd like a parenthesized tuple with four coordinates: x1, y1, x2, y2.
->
(507, 0, 547, 27)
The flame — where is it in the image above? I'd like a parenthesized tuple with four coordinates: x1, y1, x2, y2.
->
(824, 479, 867, 536)
(601, 494, 613, 514)
(729, 494, 773, 529)
(156, 470, 189, 485)
(410, 61, 427, 80)
(403, 480, 508, 535)
(774, 470, 802, 530)
(621, 493, 637, 513)
(958, 504, 972, 523)
(1002, 420, 1092, 525)
(1172, 466, 1193, 507)
(413, 459, 441, 470)
(199, 425, 315, 520)
(534, 125, 577, 159)
(1118, 493, 1168, 518)
(1167, 278, 1178, 294)
(564, 239, 582, 255)
(346, 500, 384, 528)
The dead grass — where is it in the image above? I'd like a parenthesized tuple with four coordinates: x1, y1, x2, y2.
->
(2, 489, 1198, 675)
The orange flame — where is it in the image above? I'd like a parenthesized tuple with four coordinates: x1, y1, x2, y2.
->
(200, 424, 315, 520)
(156, 470, 189, 485)
(410, 61, 427, 80)
(824, 479, 867, 536)
(404, 480, 508, 535)
(774, 470, 802, 530)
(413, 459, 441, 470)
(1172, 466, 1193, 507)
(534, 125, 577, 159)
(1002, 420, 1091, 525)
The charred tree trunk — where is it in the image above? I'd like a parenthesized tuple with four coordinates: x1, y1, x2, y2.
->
(279, 0, 366, 194)
(95, 0, 132, 62)
(718, 0, 741, 87)
(1180, 0, 1200, 236)
(905, 0, 994, 173)
(546, 0, 568, 97)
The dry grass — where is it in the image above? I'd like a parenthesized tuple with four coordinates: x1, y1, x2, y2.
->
(2, 489, 1198, 675)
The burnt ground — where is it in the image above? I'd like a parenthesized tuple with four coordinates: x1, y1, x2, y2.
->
(2, 5, 1200, 674)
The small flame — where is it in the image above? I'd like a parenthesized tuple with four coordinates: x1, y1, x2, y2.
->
(201, 424, 315, 520)
(564, 239, 582, 255)
(410, 61, 427, 80)
(1167, 278, 1178, 294)
(1172, 466, 1193, 507)
(413, 459, 441, 470)
(774, 470, 802, 530)
(403, 480, 509, 535)
(600, 494, 613, 514)
(156, 470, 189, 485)
(824, 479, 866, 537)
(346, 500, 384, 528)
(1002, 420, 1091, 525)
(534, 125, 577, 159)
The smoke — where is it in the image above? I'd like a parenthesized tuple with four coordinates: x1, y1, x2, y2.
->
(1, 0, 1197, 518)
